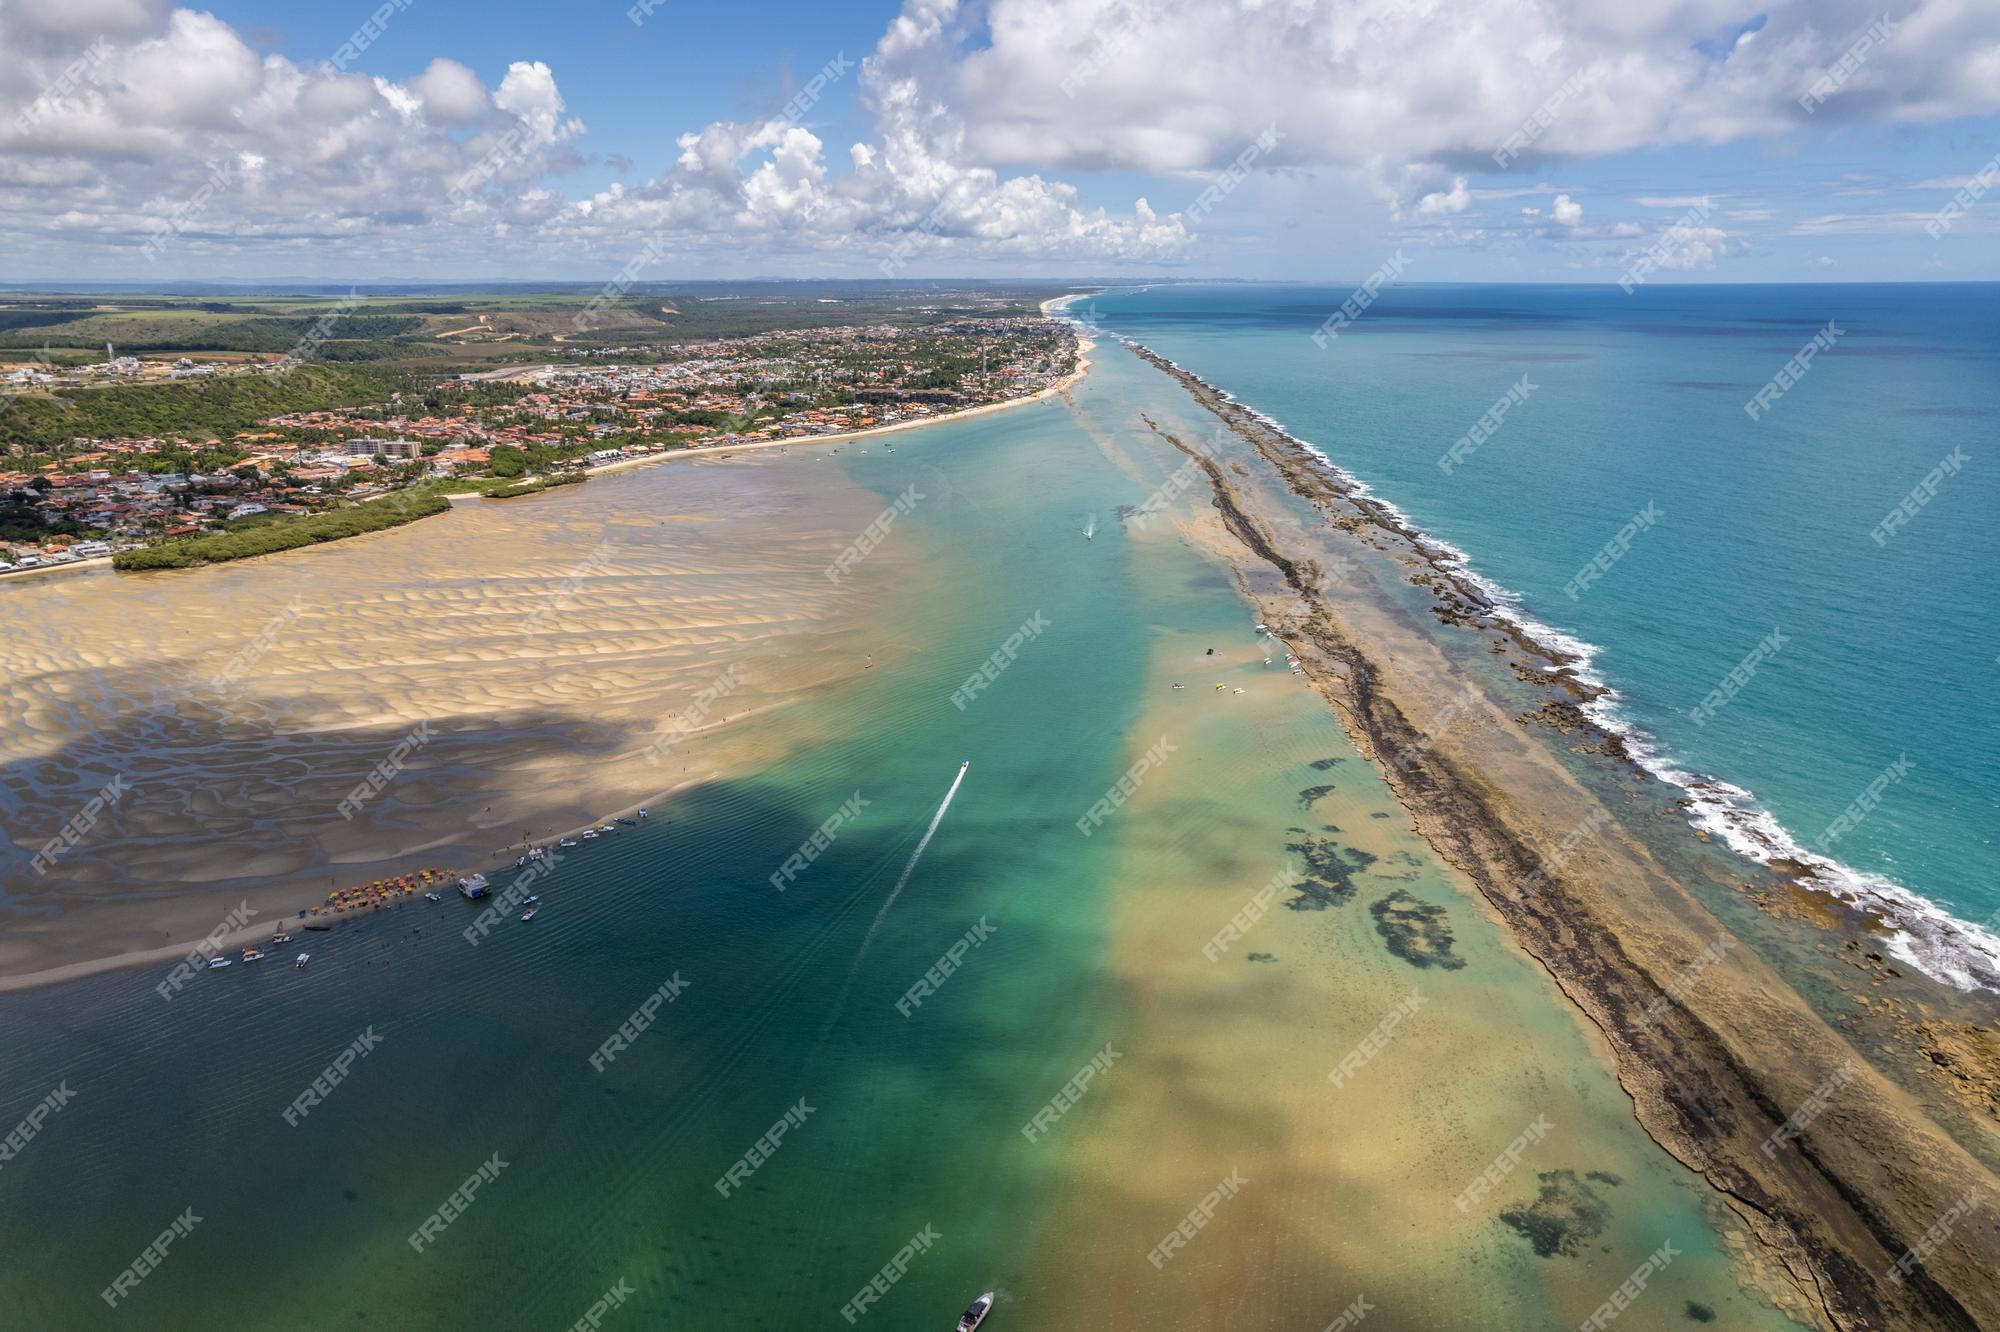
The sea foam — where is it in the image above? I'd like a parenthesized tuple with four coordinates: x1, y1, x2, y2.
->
(1131, 347, 2000, 995)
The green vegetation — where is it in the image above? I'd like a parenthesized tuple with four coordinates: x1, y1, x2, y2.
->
(111, 490, 451, 570)
(0, 363, 413, 451)
(0, 307, 422, 353)
(488, 443, 526, 478)
(480, 473, 587, 499)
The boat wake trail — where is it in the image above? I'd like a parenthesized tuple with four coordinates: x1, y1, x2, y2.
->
(816, 761, 970, 1043)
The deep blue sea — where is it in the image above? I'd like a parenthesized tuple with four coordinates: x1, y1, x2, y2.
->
(1080, 283, 2000, 990)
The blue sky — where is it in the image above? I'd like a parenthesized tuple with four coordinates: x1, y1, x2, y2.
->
(2, 0, 1998, 282)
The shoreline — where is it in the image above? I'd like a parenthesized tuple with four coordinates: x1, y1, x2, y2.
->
(1127, 342, 2000, 995)
(1124, 340, 2000, 1330)
(0, 327, 1096, 994)
(0, 554, 111, 583)
(581, 318, 1093, 477)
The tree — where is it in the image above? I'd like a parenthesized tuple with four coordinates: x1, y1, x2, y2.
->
(489, 444, 526, 478)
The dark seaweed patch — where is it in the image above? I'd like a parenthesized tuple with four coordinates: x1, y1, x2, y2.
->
(1685, 1304, 1716, 1323)
(1369, 890, 1466, 969)
(1308, 756, 1345, 771)
(1585, 1170, 1623, 1187)
(1247, 952, 1277, 963)
(1299, 784, 1338, 805)
(1283, 836, 1376, 909)
(1498, 1169, 1613, 1257)
(1369, 811, 1394, 819)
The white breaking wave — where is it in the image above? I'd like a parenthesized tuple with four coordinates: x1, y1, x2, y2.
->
(1145, 351, 2000, 995)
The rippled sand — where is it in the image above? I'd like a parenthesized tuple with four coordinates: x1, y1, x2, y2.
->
(0, 457, 903, 982)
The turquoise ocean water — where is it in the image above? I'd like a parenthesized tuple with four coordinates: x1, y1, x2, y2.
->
(1078, 283, 2000, 992)
(0, 338, 1809, 1330)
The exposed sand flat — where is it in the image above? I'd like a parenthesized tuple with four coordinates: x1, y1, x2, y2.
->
(1127, 345, 2000, 1332)
(0, 454, 907, 985)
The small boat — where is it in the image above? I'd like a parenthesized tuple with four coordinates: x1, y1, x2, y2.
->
(616, 817, 637, 826)
(270, 933, 293, 945)
(522, 895, 540, 905)
(458, 873, 492, 901)
(517, 855, 528, 867)
(521, 908, 537, 922)
(1171, 683, 1185, 690)
(961, 758, 970, 771)
(424, 891, 441, 902)
(595, 824, 616, 834)
(295, 953, 311, 969)
(956, 1292, 995, 1331)
(581, 831, 598, 840)
(559, 837, 580, 848)
(636, 808, 648, 819)
(207, 956, 232, 969)
(241, 948, 263, 963)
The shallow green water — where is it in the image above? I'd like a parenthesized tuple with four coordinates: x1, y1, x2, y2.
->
(0, 344, 1802, 1330)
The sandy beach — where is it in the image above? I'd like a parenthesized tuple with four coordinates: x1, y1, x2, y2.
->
(1124, 343, 2000, 1331)
(0, 449, 920, 987)
(582, 319, 1094, 477)
(0, 320, 1098, 992)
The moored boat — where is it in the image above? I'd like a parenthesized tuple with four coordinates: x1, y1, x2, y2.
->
(295, 953, 310, 969)
(559, 837, 580, 848)
(207, 956, 231, 969)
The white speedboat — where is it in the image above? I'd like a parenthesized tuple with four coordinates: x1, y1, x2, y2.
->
(207, 956, 231, 969)
(295, 953, 311, 969)
(521, 908, 537, 922)
(960, 758, 970, 771)
(956, 1292, 995, 1331)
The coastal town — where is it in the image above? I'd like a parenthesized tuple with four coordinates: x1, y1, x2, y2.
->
(0, 315, 1077, 572)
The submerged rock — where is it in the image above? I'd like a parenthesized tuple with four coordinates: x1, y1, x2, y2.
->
(1498, 1169, 1613, 1258)
(1283, 836, 1376, 909)
(1369, 890, 1467, 969)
